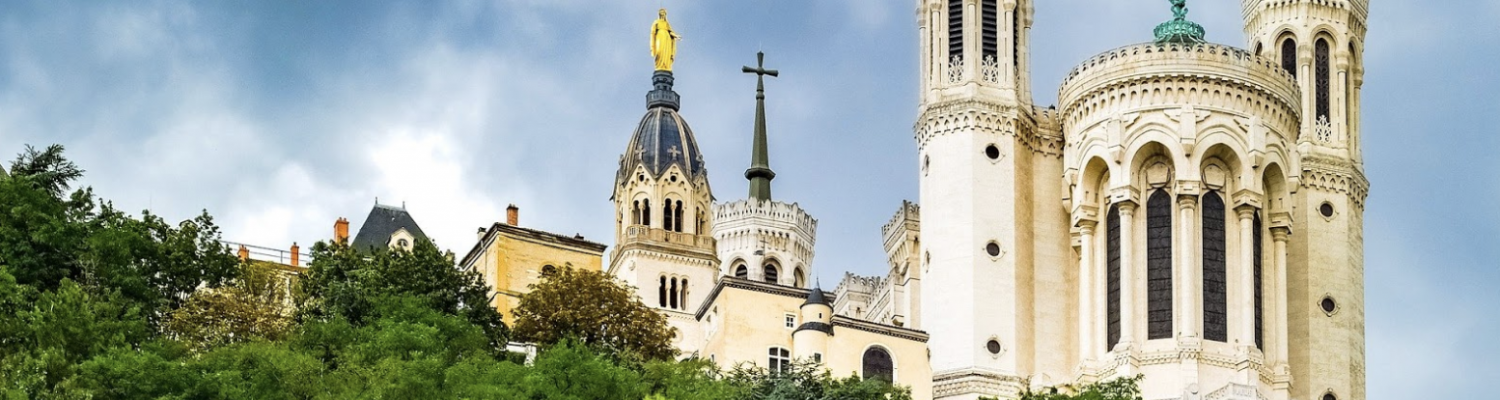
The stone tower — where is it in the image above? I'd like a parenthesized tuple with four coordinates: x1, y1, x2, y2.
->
(1244, 1, 1370, 400)
(916, 0, 1071, 397)
(713, 52, 818, 289)
(609, 69, 720, 353)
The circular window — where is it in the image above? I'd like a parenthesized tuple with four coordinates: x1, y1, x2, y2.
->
(985, 242, 1001, 257)
(637, 174, 646, 182)
(670, 175, 678, 183)
(985, 145, 1000, 160)
(986, 339, 1002, 354)
(1320, 202, 1335, 218)
(1320, 296, 1337, 314)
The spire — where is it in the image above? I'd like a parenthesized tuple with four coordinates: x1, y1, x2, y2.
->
(1154, 0, 1206, 44)
(742, 51, 779, 201)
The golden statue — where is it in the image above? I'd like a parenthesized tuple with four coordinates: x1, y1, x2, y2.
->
(650, 8, 680, 71)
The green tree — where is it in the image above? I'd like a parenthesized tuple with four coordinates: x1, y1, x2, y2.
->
(7, 144, 83, 198)
(721, 359, 914, 400)
(297, 238, 509, 350)
(512, 267, 677, 361)
(1000, 375, 1142, 400)
(164, 260, 296, 352)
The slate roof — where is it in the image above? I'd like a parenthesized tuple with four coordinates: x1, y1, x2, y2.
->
(615, 71, 707, 186)
(352, 203, 428, 252)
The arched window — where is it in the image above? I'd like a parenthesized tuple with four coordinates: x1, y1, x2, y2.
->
(793, 268, 806, 288)
(669, 278, 679, 309)
(663, 200, 675, 233)
(768, 347, 791, 374)
(541, 265, 557, 277)
(764, 264, 779, 284)
(1146, 189, 1174, 340)
(632, 201, 641, 225)
(1280, 37, 1297, 78)
(1201, 191, 1228, 342)
(658, 276, 667, 308)
(674, 200, 685, 232)
(1011, 5, 1020, 69)
(981, 0, 998, 61)
(1315, 38, 1331, 122)
(735, 264, 749, 279)
(1254, 212, 1265, 349)
(947, 0, 963, 62)
(680, 279, 688, 310)
(862, 347, 894, 382)
(1106, 203, 1121, 352)
(643, 199, 652, 228)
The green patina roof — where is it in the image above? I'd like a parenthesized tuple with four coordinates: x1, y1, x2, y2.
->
(1154, 0, 1206, 44)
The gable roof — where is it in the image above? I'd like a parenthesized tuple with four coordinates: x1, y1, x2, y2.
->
(352, 203, 428, 252)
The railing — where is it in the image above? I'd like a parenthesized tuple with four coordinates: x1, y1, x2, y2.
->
(222, 240, 312, 267)
(622, 226, 716, 250)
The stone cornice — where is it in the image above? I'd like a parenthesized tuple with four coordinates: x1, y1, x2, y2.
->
(932, 368, 1024, 399)
(1300, 162, 1370, 209)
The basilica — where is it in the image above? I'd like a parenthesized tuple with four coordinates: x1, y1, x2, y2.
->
(601, 1, 1368, 400)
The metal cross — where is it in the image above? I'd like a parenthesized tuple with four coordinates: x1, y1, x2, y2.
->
(742, 51, 779, 97)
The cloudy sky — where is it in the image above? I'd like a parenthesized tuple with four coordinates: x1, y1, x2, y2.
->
(1, 0, 1496, 397)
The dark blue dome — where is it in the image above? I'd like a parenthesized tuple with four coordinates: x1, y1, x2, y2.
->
(618, 71, 707, 182)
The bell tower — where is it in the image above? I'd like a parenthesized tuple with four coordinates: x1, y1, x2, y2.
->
(1244, 1, 1369, 400)
(917, 0, 1064, 398)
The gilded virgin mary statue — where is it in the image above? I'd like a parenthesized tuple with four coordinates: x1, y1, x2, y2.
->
(650, 8, 679, 71)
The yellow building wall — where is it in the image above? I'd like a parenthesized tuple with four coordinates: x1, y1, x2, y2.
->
(697, 282, 932, 400)
(469, 228, 604, 325)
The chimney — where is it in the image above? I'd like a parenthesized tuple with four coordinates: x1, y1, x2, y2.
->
(506, 204, 519, 226)
(290, 242, 300, 267)
(334, 217, 350, 244)
(237, 245, 249, 261)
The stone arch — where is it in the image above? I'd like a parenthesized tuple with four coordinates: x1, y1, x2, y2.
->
(1126, 140, 1180, 191)
(1261, 163, 1292, 214)
(762, 257, 781, 284)
(1195, 142, 1249, 194)
(1077, 155, 1113, 209)
(860, 344, 896, 382)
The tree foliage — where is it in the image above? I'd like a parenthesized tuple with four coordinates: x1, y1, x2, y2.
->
(297, 238, 509, 349)
(512, 266, 677, 361)
(999, 375, 1143, 400)
(165, 260, 295, 352)
(722, 360, 915, 400)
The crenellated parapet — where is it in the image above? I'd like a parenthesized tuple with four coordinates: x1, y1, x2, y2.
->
(711, 199, 818, 288)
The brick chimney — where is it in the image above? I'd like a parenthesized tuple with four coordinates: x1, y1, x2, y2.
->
(237, 245, 249, 261)
(334, 217, 350, 244)
(506, 204, 519, 226)
(290, 242, 300, 267)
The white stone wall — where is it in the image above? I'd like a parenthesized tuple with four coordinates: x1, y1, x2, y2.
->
(712, 199, 818, 288)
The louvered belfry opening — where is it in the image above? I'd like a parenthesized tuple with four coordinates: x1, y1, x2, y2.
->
(1146, 190, 1174, 340)
(1202, 191, 1228, 342)
(947, 0, 964, 62)
(981, 0, 998, 60)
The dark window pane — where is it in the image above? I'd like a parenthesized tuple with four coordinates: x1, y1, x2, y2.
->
(862, 347, 894, 382)
(1106, 204, 1121, 352)
(1202, 192, 1228, 342)
(1147, 190, 1174, 340)
(981, 0, 998, 59)
(1254, 212, 1264, 349)
(1281, 38, 1297, 78)
(1316, 39, 1331, 121)
(948, 0, 963, 61)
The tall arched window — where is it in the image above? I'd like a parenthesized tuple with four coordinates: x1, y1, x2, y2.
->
(669, 278, 679, 310)
(643, 200, 652, 228)
(674, 200, 685, 232)
(1106, 203, 1121, 352)
(1146, 189, 1174, 340)
(862, 347, 894, 382)
(679, 279, 688, 310)
(663, 200, 675, 233)
(947, 0, 963, 62)
(632, 201, 642, 225)
(1011, 6, 1020, 69)
(735, 264, 749, 279)
(1254, 212, 1265, 349)
(1315, 38, 1331, 122)
(793, 268, 806, 288)
(764, 264, 779, 284)
(1280, 38, 1297, 78)
(658, 276, 667, 308)
(1202, 191, 1228, 342)
(981, 0, 998, 61)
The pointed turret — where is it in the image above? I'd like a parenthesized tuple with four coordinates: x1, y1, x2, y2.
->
(742, 51, 779, 201)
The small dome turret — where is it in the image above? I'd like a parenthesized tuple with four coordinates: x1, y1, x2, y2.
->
(617, 71, 707, 185)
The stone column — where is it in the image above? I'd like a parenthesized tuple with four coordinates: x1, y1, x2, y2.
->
(1235, 206, 1258, 348)
(1118, 202, 1138, 348)
(1178, 195, 1199, 338)
(1271, 227, 1291, 367)
(1078, 220, 1097, 360)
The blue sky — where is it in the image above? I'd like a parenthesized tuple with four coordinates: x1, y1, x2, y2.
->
(0, 1, 1496, 397)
